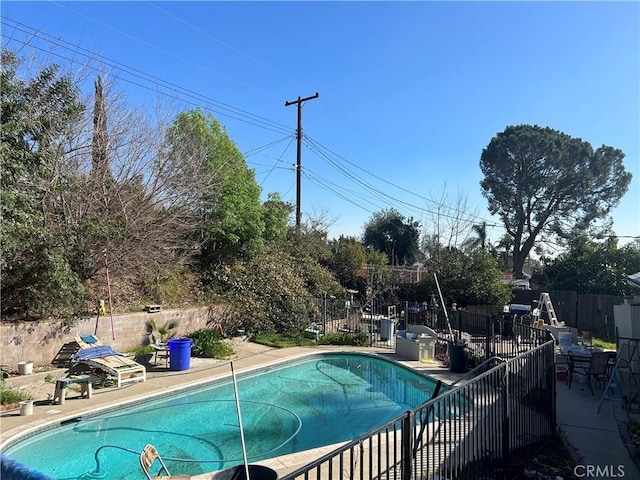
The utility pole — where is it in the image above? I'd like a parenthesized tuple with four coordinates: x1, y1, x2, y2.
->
(285, 92, 319, 232)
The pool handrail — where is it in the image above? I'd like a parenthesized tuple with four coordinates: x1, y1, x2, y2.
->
(413, 379, 443, 456)
(448, 355, 507, 388)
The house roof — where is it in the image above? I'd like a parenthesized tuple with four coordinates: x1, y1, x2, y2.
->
(627, 272, 640, 288)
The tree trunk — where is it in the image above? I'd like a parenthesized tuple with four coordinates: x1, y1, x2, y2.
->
(513, 249, 526, 279)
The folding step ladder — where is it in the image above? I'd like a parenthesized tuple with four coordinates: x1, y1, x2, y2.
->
(533, 293, 565, 327)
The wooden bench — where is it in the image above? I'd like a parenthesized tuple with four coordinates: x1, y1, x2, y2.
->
(53, 375, 92, 405)
(145, 305, 161, 313)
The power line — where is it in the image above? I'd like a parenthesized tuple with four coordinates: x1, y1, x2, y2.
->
(303, 135, 502, 229)
(147, 1, 304, 87)
(241, 136, 295, 157)
(3, 16, 499, 232)
(1, 17, 294, 136)
(3, 15, 508, 241)
(49, 1, 280, 99)
(257, 135, 296, 186)
(303, 136, 494, 228)
(302, 170, 378, 215)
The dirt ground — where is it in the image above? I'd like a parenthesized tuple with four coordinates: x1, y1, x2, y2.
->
(2, 367, 86, 410)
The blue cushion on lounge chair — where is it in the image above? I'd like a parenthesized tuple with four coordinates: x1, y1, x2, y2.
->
(80, 334, 99, 344)
(73, 345, 122, 361)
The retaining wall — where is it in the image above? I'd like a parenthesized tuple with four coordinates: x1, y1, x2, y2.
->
(0, 307, 214, 372)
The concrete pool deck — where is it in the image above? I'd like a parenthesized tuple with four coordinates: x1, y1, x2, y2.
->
(2, 341, 638, 479)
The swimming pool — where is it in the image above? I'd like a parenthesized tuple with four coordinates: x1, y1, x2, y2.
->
(3, 353, 442, 479)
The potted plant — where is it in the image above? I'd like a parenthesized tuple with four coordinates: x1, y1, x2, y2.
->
(129, 345, 155, 364)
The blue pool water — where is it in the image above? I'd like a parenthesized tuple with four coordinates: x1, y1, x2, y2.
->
(4, 353, 441, 479)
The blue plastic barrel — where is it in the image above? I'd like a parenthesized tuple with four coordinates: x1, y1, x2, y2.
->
(0, 454, 55, 480)
(167, 338, 193, 371)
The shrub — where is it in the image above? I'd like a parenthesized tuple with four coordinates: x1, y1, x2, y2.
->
(0, 377, 31, 405)
(186, 328, 234, 359)
(252, 332, 317, 348)
(199, 342, 234, 359)
(127, 345, 156, 366)
(319, 332, 369, 346)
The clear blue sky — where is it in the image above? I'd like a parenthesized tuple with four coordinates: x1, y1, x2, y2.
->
(3, 1, 639, 249)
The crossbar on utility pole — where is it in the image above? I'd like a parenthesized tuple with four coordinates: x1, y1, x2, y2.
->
(285, 92, 319, 233)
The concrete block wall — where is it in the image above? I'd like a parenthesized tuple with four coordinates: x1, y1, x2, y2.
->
(0, 307, 213, 372)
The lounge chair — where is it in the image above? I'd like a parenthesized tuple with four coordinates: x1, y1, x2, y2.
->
(75, 334, 105, 349)
(140, 444, 190, 479)
(72, 335, 146, 388)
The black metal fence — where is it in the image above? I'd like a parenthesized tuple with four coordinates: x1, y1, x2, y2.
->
(307, 299, 553, 354)
(300, 295, 364, 334)
(280, 335, 556, 480)
(612, 337, 640, 413)
(457, 311, 553, 364)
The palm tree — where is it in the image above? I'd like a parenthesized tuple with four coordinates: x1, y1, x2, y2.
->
(495, 233, 513, 271)
(145, 319, 179, 344)
(463, 222, 489, 251)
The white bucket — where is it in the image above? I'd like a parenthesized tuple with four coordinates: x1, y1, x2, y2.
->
(19, 400, 33, 416)
(558, 332, 572, 353)
(17, 361, 33, 375)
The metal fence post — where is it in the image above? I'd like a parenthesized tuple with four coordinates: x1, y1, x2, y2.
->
(485, 316, 492, 361)
(549, 339, 558, 437)
(322, 294, 327, 334)
(501, 362, 511, 480)
(402, 410, 414, 480)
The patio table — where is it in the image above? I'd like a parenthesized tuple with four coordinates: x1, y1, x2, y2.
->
(562, 350, 616, 390)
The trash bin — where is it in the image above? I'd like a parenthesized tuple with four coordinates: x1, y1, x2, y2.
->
(168, 338, 193, 371)
(380, 318, 395, 341)
(212, 465, 278, 480)
(449, 342, 467, 373)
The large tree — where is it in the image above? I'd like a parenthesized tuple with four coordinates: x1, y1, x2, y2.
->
(413, 248, 511, 307)
(327, 236, 367, 291)
(262, 192, 292, 244)
(480, 124, 631, 277)
(1, 48, 86, 317)
(363, 209, 420, 266)
(168, 109, 265, 267)
(49, 79, 214, 308)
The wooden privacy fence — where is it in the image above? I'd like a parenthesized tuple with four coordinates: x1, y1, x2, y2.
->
(512, 290, 622, 340)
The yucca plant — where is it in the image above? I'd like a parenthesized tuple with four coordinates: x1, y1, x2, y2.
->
(145, 319, 179, 344)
